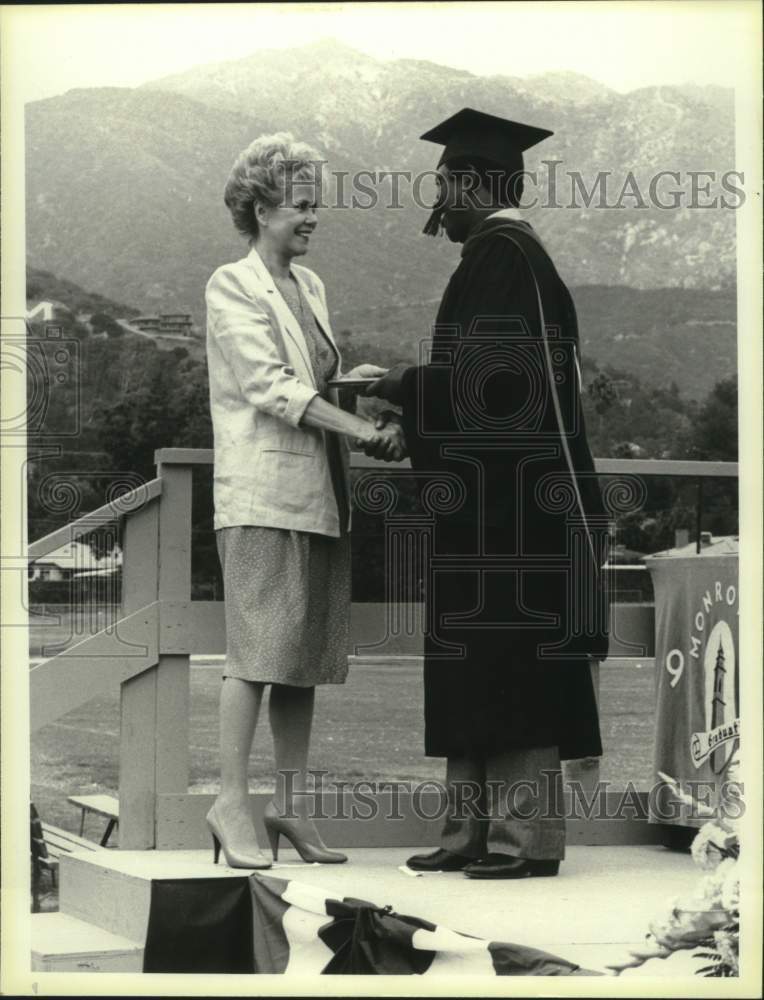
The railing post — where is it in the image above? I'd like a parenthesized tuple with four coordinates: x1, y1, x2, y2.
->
(154, 461, 192, 798)
(118, 463, 193, 849)
(695, 476, 704, 554)
(119, 500, 160, 848)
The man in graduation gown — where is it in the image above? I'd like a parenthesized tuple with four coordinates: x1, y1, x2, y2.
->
(367, 108, 610, 879)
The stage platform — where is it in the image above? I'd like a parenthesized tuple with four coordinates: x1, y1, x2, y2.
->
(33, 842, 707, 977)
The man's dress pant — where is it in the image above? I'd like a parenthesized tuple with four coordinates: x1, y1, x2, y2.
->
(439, 745, 566, 860)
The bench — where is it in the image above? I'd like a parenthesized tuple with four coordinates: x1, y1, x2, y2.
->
(38, 822, 104, 890)
(67, 794, 120, 846)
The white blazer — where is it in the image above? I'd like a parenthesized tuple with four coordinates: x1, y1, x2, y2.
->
(206, 246, 350, 537)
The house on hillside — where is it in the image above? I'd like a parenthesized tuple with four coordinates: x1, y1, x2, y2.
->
(158, 313, 193, 336)
(132, 313, 193, 336)
(29, 540, 122, 581)
(132, 315, 161, 332)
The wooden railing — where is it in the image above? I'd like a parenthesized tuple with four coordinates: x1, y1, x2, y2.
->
(28, 449, 738, 849)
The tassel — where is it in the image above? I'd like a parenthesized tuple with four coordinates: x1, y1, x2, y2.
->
(422, 206, 444, 236)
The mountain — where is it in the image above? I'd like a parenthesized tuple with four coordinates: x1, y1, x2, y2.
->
(26, 41, 737, 358)
(499, 70, 615, 106)
(27, 266, 141, 319)
(25, 82, 453, 326)
(140, 39, 737, 282)
(335, 284, 736, 402)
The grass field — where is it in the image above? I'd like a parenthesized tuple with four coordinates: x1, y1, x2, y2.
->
(31, 658, 657, 836)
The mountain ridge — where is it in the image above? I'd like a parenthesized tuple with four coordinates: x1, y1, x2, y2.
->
(25, 39, 737, 393)
(26, 265, 735, 402)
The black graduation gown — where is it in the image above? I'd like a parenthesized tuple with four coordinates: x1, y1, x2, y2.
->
(398, 217, 608, 760)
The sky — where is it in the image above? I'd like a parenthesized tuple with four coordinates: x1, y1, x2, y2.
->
(4, 1, 758, 105)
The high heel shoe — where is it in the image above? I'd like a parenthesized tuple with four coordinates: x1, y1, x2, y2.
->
(206, 803, 271, 870)
(264, 802, 347, 864)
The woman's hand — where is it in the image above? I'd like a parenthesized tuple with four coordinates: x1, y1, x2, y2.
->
(341, 364, 388, 381)
(354, 416, 407, 462)
(373, 410, 407, 461)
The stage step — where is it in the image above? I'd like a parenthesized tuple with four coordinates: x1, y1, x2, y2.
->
(57, 844, 701, 964)
(59, 847, 249, 941)
(31, 912, 143, 972)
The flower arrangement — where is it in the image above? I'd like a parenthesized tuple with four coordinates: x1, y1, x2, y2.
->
(608, 757, 740, 977)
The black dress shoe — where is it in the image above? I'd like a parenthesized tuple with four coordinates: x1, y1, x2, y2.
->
(463, 854, 560, 879)
(405, 848, 475, 872)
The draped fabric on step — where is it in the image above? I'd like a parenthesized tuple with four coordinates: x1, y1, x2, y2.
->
(142, 872, 600, 976)
(143, 878, 255, 973)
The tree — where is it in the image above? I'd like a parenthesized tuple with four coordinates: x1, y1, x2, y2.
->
(689, 375, 737, 461)
(588, 372, 618, 415)
(686, 375, 739, 539)
(586, 370, 623, 447)
(90, 312, 124, 337)
(94, 355, 212, 481)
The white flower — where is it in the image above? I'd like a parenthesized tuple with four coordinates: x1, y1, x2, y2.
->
(720, 860, 740, 913)
(687, 875, 723, 910)
(713, 928, 739, 974)
(626, 774, 740, 977)
(649, 912, 677, 944)
(685, 858, 734, 910)
(691, 822, 737, 870)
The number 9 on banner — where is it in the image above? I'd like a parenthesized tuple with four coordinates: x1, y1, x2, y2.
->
(665, 648, 684, 688)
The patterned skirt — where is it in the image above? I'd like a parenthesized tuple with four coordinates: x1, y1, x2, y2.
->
(216, 525, 351, 686)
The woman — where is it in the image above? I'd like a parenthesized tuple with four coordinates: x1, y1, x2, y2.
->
(205, 133, 403, 868)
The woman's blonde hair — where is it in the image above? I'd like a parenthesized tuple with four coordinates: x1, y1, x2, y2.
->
(224, 132, 324, 240)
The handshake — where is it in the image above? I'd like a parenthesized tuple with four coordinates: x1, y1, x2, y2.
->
(339, 363, 409, 463)
(355, 410, 407, 463)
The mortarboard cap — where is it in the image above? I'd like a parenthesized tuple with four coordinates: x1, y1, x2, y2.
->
(420, 107, 553, 169)
(419, 108, 553, 235)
